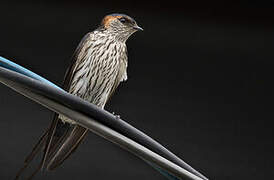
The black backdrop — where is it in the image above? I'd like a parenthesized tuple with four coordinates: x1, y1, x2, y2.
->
(0, 1, 273, 179)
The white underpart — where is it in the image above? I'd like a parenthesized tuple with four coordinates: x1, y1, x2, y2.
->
(59, 31, 128, 124)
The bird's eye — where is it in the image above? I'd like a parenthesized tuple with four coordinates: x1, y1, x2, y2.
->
(119, 18, 127, 23)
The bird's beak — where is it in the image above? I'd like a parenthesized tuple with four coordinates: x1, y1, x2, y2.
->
(133, 25, 143, 31)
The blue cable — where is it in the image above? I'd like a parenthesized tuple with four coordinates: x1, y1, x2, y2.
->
(0, 56, 63, 91)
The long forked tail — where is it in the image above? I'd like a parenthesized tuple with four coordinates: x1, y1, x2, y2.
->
(14, 116, 60, 180)
(22, 117, 61, 180)
(14, 116, 88, 180)
(14, 128, 49, 180)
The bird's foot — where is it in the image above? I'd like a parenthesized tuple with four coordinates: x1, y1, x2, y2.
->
(112, 112, 121, 119)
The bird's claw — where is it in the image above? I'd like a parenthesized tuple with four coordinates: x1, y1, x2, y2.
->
(112, 112, 120, 119)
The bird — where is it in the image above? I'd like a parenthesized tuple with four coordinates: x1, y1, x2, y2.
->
(15, 13, 143, 179)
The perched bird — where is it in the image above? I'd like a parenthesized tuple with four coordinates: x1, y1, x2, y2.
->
(15, 13, 143, 179)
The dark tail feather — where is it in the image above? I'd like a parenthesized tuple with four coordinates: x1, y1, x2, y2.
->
(15, 114, 69, 180)
(15, 115, 87, 179)
(23, 118, 60, 180)
(14, 128, 49, 180)
(46, 125, 88, 170)
(24, 119, 73, 180)
(40, 117, 59, 170)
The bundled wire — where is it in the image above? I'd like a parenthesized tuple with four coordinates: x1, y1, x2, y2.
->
(0, 56, 208, 180)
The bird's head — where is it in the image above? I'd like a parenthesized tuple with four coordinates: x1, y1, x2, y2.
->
(100, 13, 143, 42)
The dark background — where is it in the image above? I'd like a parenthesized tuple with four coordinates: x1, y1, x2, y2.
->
(0, 1, 274, 179)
